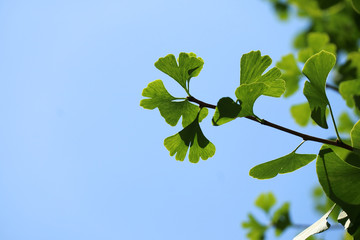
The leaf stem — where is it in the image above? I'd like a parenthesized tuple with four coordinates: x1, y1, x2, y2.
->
(187, 96, 353, 151)
(293, 140, 306, 152)
(328, 104, 342, 142)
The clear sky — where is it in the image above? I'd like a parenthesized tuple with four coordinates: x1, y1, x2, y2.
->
(0, 0, 346, 239)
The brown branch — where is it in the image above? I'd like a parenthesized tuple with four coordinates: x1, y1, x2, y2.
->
(187, 96, 353, 151)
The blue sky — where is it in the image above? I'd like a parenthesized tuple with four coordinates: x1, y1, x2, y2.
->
(0, 0, 346, 239)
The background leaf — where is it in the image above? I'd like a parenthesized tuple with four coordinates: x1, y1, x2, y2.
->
(290, 102, 311, 127)
(276, 53, 302, 97)
(298, 32, 336, 63)
(249, 151, 316, 179)
(255, 192, 276, 214)
(302, 50, 336, 129)
(339, 79, 360, 112)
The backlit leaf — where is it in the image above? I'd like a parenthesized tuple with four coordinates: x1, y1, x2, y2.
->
(290, 102, 311, 127)
(276, 53, 302, 97)
(339, 79, 360, 111)
(255, 192, 276, 214)
(351, 120, 360, 149)
(235, 51, 285, 117)
(302, 50, 335, 128)
(212, 97, 241, 126)
(242, 214, 267, 240)
(298, 33, 336, 63)
(338, 112, 355, 134)
(154, 52, 204, 92)
(140, 80, 199, 127)
(250, 151, 316, 179)
(164, 108, 215, 163)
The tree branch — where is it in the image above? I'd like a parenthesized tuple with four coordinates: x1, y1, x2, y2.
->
(187, 96, 353, 151)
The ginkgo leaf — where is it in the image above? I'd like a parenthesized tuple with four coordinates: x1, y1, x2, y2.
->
(276, 53, 302, 97)
(272, 202, 291, 236)
(140, 80, 200, 127)
(290, 102, 311, 127)
(339, 79, 360, 112)
(212, 97, 241, 126)
(249, 151, 316, 179)
(242, 214, 267, 240)
(235, 51, 285, 117)
(351, 0, 360, 13)
(351, 120, 360, 149)
(293, 204, 336, 240)
(164, 108, 215, 163)
(255, 192, 276, 214)
(154, 52, 204, 92)
(302, 50, 336, 129)
(298, 33, 336, 63)
(338, 112, 355, 134)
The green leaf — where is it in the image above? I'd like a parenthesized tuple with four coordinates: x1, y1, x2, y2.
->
(249, 151, 316, 179)
(276, 54, 302, 97)
(293, 204, 336, 240)
(235, 51, 285, 117)
(351, 0, 360, 13)
(140, 80, 200, 127)
(302, 50, 336, 129)
(351, 120, 360, 149)
(298, 33, 337, 63)
(317, 145, 360, 205)
(242, 213, 267, 240)
(154, 52, 204, 93)
(212, 97, 241, 126)
(164, 108, 215, 163)
(255, 192, 276, 214)
(339, 79, 360, 111)
(272, 202, 291, 236)
(290, 102, 311, 127)
(317, 0, 341, 9)
(338, 112, 355, 134)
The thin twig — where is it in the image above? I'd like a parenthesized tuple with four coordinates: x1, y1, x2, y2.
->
(187, 96, 353, 151)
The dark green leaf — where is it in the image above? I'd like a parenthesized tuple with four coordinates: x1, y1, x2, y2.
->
(164, 108, 215, 163)
(255, 192, 276, 214)
(250, 152, 316, 179)
(316, 0, 341, 9)
(140, 80, 199, 127)
(276, 54, 302, 97)
(302, 50, 336, 128)
(351, 0, 360, 13)
(212, 97, 241, 126)
(272, 202, 291, 236)
(235, 51, 285, 117)
(154, 52, 204, 92)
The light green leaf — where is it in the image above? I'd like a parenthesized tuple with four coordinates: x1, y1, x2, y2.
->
(212, 97, 241, 126)
(272, 202, 291, 236)
(164, 108, 215, 163)
(351, 120, 360, 149)
(293, 204, 336, 240)
(339, 79, 360, 111)
(249, 152, 316, 179)
(242, 214, 268, 240)
(154, 52, 204, 92)
(338, 112, 355, 134)
(236, 51, 285, 117)
(276, 54, 302, 97)
(302, 50, 336, 129)
(290, 102, 311, 127)
(317, 145, 360, 205)
(255, 192, 276, 214)
(140, 80, 200, 127)
(298, 33, 337, 63)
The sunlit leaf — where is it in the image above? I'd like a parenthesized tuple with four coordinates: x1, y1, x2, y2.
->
(339, 79, 360, 112)
(302, 50, 336, 128)
(290, 102, 311, 127)
(154, 52, 204, 92)
(242, 213, 267, 240)
(338, 112, 355, 134)
(276, 53, 302, 97)
(250, 151, 316, 179)
(298, 33, 336, 63)
(164, 108, 215, 163)
(293, 204, 336, 240)
(272, 202, 291, 236)
(212, 97, 241, 126)
(140, 80, 200, 127)
(255, 192, 276, 214)
(235, 51, 285, 117)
